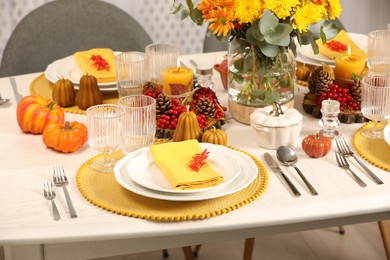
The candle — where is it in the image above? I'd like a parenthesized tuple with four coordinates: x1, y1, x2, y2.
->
(334, 45, 366, 81)
(321, 98, 340, 113)
(162, 67, 193, 95)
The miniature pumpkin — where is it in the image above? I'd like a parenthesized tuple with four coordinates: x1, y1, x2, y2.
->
(201, 128, 228, 146)
(75, 74, 103, 110)
(16, 95, 65, 134)
(43, 121, 88, 153)
(302, 133, 332, 158)
(296, 64, 311, 81)
(172, 108, 202, 142)
(52, 78, 75, 107)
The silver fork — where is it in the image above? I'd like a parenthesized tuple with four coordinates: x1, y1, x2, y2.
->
(43, 182, 61, 221)
(335, 137, 383, 184)
(335, 152, 367, 187)
(53, 166, 78, 218)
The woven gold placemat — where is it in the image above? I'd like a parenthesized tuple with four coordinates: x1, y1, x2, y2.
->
(29, 74, 119, 114)
(353, 122, 390, 172)
(76, 147, 269, 221)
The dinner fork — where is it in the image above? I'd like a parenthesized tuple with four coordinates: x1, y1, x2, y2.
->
(335, 152, 367, 187)
(43, 182, 61, 221)
(53, 166, 78, 218)
(335, 137, 383, 184)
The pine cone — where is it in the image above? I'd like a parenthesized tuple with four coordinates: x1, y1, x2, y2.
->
(143, 81, 157, 91)
(195, 97, 215, 119)
(155, 94, 171, 115)
(350, 77, 362, 105)
(308, 67, 333, 95)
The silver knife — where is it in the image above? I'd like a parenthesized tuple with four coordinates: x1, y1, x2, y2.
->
(9, 77, 23, 103)
(264, 153, 301, 196)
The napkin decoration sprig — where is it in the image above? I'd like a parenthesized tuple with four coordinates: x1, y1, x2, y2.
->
(188, 149, 210, 172)
(90, 55, 110, 71)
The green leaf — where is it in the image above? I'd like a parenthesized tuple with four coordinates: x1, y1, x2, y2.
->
(180, 9, 189, 20)
(289, 39, 297, 57)
(251, 20, 264, 41)
(264, 24, 292, 46)
(320, 20, 341, 41)
(190, 8, 204, 25)
(259, 41, 279, 58)
(246, 27, 259, 45)
(171, 2, 183, 15)
(259, 10, 278, 35)
(185, 0, 194, 10)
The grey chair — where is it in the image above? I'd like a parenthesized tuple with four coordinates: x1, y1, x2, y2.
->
(0, 0, 152, 77)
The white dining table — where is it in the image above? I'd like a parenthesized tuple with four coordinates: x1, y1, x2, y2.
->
(0, 52, 389, 260)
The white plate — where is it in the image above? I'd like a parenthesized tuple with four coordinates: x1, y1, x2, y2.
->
(113, 144, 259, 201)
(44, 52, 120, 89)
(127, 144, 241, 194)
(296, 33, 368, 66)
(384, 124, 390, 146)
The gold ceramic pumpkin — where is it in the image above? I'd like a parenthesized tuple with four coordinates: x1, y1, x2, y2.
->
(172, 109, 202, 142)
(75, 74, 103, 110)
(201, 128, 228, 146)
(52, 79, 75, 107)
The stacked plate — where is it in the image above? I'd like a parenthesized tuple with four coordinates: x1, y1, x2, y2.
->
(296, 33, 368, 67)
(44, 52, 120, 92)
(113, 143, 259, 201)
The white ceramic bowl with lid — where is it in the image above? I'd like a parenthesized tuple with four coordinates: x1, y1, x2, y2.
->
(250, 103, 303, 149)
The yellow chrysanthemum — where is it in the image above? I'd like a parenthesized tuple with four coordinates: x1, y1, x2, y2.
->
(264, 0, 300, 20)
(326, 0, 342, 19)
(208, 8, 235, 37)
(234, 0, 264, 24)
(294, 2, 325, 32)
(197, 0, 235, 20)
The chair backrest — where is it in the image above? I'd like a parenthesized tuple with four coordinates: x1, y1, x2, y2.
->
(0, 0, 153, 77)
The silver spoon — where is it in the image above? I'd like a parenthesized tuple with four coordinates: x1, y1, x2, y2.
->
(0, 92, 10, 105)
(276, 146, 318, 195)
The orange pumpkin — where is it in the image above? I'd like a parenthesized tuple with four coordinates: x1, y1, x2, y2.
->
(43, 121, 88, 153)
(17, 95, 65, 134)
(302, 133, 332, 158)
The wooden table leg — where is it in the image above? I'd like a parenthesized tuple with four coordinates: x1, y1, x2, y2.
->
(243, 238, 255, 260)
(338, 225, 345, 234)
(193, 244, 202, 257)
(378, 220, 390, 260)
(182, 246, 195, 260)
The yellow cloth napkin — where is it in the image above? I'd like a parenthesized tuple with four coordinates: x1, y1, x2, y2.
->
(150, 140, 224, 190)
(73, 48, 116, 83)
(317, 30, 367, 60)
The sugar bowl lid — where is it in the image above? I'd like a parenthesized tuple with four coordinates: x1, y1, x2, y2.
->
(250, 102, 303, 127)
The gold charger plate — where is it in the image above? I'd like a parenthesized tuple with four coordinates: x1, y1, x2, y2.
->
(353, 122, 390, 172)
(29, 73, 119, 114)
(76, 147, 269, 221)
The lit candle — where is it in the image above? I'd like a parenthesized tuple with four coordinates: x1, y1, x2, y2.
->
(334, 45, 366, 81)
(162, 67, 193, 95)
(321, 98, 340, 113)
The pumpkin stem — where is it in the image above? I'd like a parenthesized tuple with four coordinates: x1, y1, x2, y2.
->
(46, 101, 58, 110)
(63, 121, 72, 131)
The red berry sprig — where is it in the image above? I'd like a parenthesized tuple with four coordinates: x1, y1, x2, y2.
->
(316, 84, 360, 111)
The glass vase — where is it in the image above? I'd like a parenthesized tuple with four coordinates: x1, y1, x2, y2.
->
(227, 39, 296, 124)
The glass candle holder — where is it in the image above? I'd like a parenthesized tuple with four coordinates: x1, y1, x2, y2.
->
(195, 63, 214, 89)
(319, 99, 340, 139)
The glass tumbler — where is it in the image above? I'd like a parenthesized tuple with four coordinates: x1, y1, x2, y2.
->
(145, 43, 179, 85)
(116, 52, 149, 99)
(361, 75, 390, 139)
(118, 95, 156, 153)
(86, 104, 125, 173)
(367, 30, 390, 76)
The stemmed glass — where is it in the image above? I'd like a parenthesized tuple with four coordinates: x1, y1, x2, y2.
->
(86, 104, 125, 172)
(361, 75, 390, 139)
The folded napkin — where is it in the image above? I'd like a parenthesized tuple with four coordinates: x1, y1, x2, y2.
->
(317, 30, 367, 60)
(73, 48, 116, 83)
(150, 140, 224, 190)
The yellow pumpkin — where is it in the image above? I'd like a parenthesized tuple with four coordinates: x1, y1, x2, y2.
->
(296, 64, 311, 81)
(172, 109, 202, 142)
(201, 128, 228, 146)
(75, 74, 103, 110)
(52, 78, 75, 107)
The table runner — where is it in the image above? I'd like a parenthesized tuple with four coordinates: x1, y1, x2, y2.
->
(353, 122, 390, 172)
(76, 147, 269, 221)
(29, 74, 119, 114)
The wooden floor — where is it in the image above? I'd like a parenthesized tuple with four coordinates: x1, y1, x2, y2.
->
(0, 222, 387, 260)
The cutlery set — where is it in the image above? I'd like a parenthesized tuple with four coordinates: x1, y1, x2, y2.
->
(264, 136, 383, 196)
(43, 166, 77, 220)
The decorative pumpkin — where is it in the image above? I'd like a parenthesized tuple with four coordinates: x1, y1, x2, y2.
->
(16, 95, 65, 134)
(201, 128, 228, 146)
(302, 133, 332, 158)
(52, 78, 75, 107)
(43, 121, 88, 153)
(172, 108, 202, 142)
(75, 74, 103, 110)
(296, 64, 311, 81)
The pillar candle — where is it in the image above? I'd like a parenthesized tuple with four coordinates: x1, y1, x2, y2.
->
(334, 54, 366, 80)
(162, 67, 193, 95)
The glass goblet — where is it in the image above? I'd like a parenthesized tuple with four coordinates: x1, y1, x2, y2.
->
(86, 104, 125, 172)
(361, 75, 390, 139)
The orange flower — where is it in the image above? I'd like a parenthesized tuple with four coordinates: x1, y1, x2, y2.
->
(197, 0, 235, 20)
(208, 7, 235, 37)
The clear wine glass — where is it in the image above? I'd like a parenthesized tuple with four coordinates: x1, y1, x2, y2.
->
(86, 104, 125, 172)
(361, 75, 390, 139)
